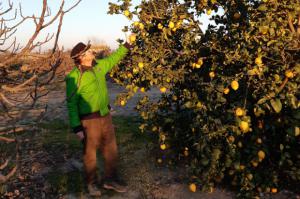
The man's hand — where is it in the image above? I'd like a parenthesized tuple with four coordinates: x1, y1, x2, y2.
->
(76, 131, 85, 140)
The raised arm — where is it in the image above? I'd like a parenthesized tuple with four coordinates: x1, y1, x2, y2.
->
(94, 44, 129, 74)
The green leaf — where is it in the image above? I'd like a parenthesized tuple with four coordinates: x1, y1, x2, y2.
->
(258, 4, 267, 12)
(270, 98, 282, 113)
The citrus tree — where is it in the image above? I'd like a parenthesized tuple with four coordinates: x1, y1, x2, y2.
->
(109, 0, 300, 197)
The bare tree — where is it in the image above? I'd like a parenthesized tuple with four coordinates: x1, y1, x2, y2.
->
(0, 0, 81, 184)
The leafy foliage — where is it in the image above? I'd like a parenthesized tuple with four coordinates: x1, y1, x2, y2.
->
(109, 0, 300, 197)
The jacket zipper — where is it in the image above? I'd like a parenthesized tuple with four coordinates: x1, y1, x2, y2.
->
(91, 69, 103, 115)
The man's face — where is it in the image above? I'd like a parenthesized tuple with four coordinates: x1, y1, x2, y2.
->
(79, 49, 96, 66)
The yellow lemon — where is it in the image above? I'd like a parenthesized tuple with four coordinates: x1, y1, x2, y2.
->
(157, 23, 163, 29)
(285, 70, 294, 78)
(235, 107, 244, 117)
(160, 134, 166, 141)
(252, 161, 258, 167)
(139, 23, 144, 30)
(124, 10, 130, 17)
(133, 68, 139, 74)
(238, 141, 243, 148)
(224, 88, 230, 95)
(295, 128, 300, 136)
(195, 64, 201, 69)
(129, 34, 136, 43)
(189, 183, 197, 192)
(239, 121, 249, 133)
(168, 21, 175, 29)
(231, 80, 239, 90)
(256, 138, 262, 144)
(271, 188, 277, 193)
(160, 87, 167, 93)
(120, 100, 126, 106)
(172, 95, 178, 101)
(160, 144, 166, 150)
(197, 58, 203, 66)
(207, 9, 212, 15)
(209, 71, 215, 78)
(140, 87, 145, 93)
(234, 12, 241, 19)
(228, 135, 235, 143)
(258, 150, 266, 160)
(196, 101, 202, 108)
(255, 56, 263, 65)
(138, 62, 144, 69)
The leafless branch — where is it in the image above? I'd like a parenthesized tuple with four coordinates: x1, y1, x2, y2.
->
(0, 136, 15, 142)
(0, 165, 17, 183)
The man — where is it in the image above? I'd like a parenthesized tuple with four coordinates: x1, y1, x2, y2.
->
(65, 40, 131, 196)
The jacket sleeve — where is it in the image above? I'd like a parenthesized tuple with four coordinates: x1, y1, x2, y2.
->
(94, 44, 129, 74)
(65, 75, 83, 133)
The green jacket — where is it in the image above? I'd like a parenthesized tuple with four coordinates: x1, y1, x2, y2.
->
(65, 45, 128, 132)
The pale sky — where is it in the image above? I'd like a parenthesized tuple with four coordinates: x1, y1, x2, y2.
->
(2, 0, 216, 51)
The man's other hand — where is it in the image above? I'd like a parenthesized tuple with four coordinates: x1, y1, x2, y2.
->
(76, 131, 85, 140)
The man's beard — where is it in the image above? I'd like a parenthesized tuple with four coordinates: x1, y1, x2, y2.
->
(92, 59, 97, 66)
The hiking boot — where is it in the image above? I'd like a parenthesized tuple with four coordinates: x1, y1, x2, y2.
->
(87, 184, 101, 197)
(103, 176, 128, 193)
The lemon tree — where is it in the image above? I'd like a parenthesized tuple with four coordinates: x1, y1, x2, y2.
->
(109, 0, 300, 197)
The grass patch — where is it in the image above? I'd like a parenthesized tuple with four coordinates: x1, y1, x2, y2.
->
(46, 170, 84, 195)
(38, 119, 82, 153)
(113, 115, 154, 145)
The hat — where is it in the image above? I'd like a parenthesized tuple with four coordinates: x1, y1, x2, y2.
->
(70, 42, 91, 59)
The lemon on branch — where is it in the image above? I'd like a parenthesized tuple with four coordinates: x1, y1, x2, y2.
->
(228, 135, 235, 143)
(258, 150, 266, 160)
(255, 56, 263, 66)
(124, 10, 130, 17)
(157, 23, 163, 29)
(285, 70, 294, 78)
(138, 62, 144, 69)
(256, 138, 262, 144)
(239, 121, 249, 133)
(235, 107, 245, 117)
(120, 100, 126, 106)
(160, 144, 166, 150)
(231, 80, 239, 90)
(160, 87, 167, 93)
(207, 9, 212, 15)
(271, 188, 278, 193)
(133, 21, 139, 26)
(189, 183, 197, 192)
(139, 23, 144, 30)
(129, 34, 136, 43)
(168, 21, 175, 29)
(224, 88, 230, 94)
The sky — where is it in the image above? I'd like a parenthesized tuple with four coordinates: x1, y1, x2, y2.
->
(2, 0, 215, 51)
